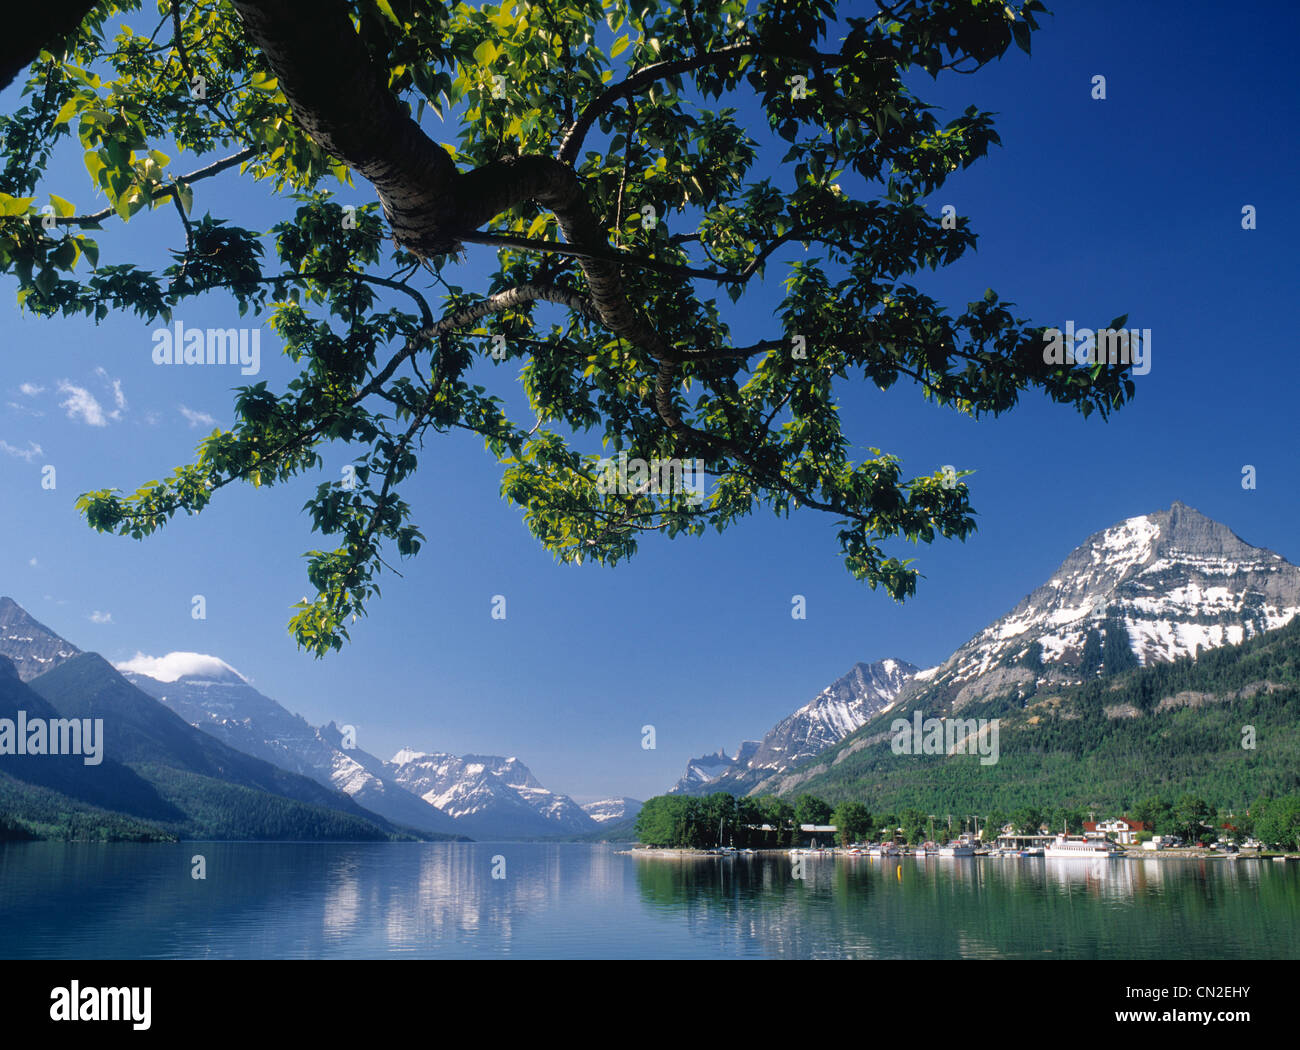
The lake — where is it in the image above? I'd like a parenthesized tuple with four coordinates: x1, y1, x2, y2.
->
(1, 842, 1297, 959)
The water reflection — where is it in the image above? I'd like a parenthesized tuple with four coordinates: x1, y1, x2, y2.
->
(629, 852, 1300, 959)
(0, 842, 1296, 959)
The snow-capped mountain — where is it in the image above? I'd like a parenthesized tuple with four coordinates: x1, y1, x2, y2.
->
(121, 661, 595, 838)
(747, 658, 920, 770)
(581, 797, 644, 824)
(896, 500, 1300, 714)
(750, 501, 1300, 797)
(0, 597, 81, 681)
(389, 749, 596, 838)
(669, 658, 921, 795)
(120, 663, 461, 835)
(671, 747, 754, 794)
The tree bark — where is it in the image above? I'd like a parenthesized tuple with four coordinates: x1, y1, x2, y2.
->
(227, 0, 683, 376)
(1, 3, 104, 92)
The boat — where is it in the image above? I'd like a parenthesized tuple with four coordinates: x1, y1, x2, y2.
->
(868, 842, 900, 857)
(1043, 833, 1121, 859)
(937, 842, 974, 857)
(1018, 847, 1044, 857)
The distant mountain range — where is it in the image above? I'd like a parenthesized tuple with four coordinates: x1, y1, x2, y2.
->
(668, 658, 920, 796)
(120, 654, 601, 838)
(0, 600, 424, 842)
(0, 596, 598, 840)
(580, 797, 643, 824)
(661, 501, 1300, 803)
(388, 749, 596, 837)
(120, 665, 462, 836)
(5, 500, 1295, 841)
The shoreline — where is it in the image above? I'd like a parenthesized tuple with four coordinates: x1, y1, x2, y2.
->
(619, 846, 1300, 862)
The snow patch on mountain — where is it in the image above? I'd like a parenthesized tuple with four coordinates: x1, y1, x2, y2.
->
(872, 500, 1300, 716)
(581, 797, 643, 824)
(388, 750, 595, 837)
(120, 670, 459, 834)
(669, 658, 921, 795)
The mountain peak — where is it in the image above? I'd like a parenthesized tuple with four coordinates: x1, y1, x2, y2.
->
(0, 597, 82, 682)
(1151, 501, 1262, 559)
(880, 503, 1300, 714)
(115, 651, 247, 684)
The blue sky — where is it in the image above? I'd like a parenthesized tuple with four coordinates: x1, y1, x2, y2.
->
(1, 1, 1296, 803)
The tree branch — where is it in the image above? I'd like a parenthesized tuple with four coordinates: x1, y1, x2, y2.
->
(556, 42, 844, 166)
(59, 147, 257, 226)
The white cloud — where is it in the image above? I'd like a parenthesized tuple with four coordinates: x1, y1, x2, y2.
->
(18, 383, 44, 397)
(89, 610, 113, 624)
(115, 651, 247, 683)
(57, 381, 107, 426)
(0, 440, 43, 462)
(179, 405, 217, 428)
(94, 368, 127, 420)
(29, 557, 38, 568)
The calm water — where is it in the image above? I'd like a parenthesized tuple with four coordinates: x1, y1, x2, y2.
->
(1, 842, 1297, 959)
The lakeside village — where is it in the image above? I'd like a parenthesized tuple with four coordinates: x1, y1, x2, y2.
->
(629, 794, 1300, 862)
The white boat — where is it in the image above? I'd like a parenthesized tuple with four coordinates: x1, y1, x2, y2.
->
(937, 842, 974, 857)
(868, 842, 900, 856)
(1043, 834, 1121, 859)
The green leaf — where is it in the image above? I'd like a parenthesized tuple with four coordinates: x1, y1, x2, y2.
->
(610, 35, 630, 58)
(53, 97, 81, 128)
(51, 239, 79, 271)
(0, 193, 34, 216)
(83, 150, 107, 186)
(48, 194, 76, 218)
(473, 40, 499, 66)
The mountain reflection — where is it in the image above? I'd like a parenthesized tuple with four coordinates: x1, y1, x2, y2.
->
(0, 843, 1295, 958)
